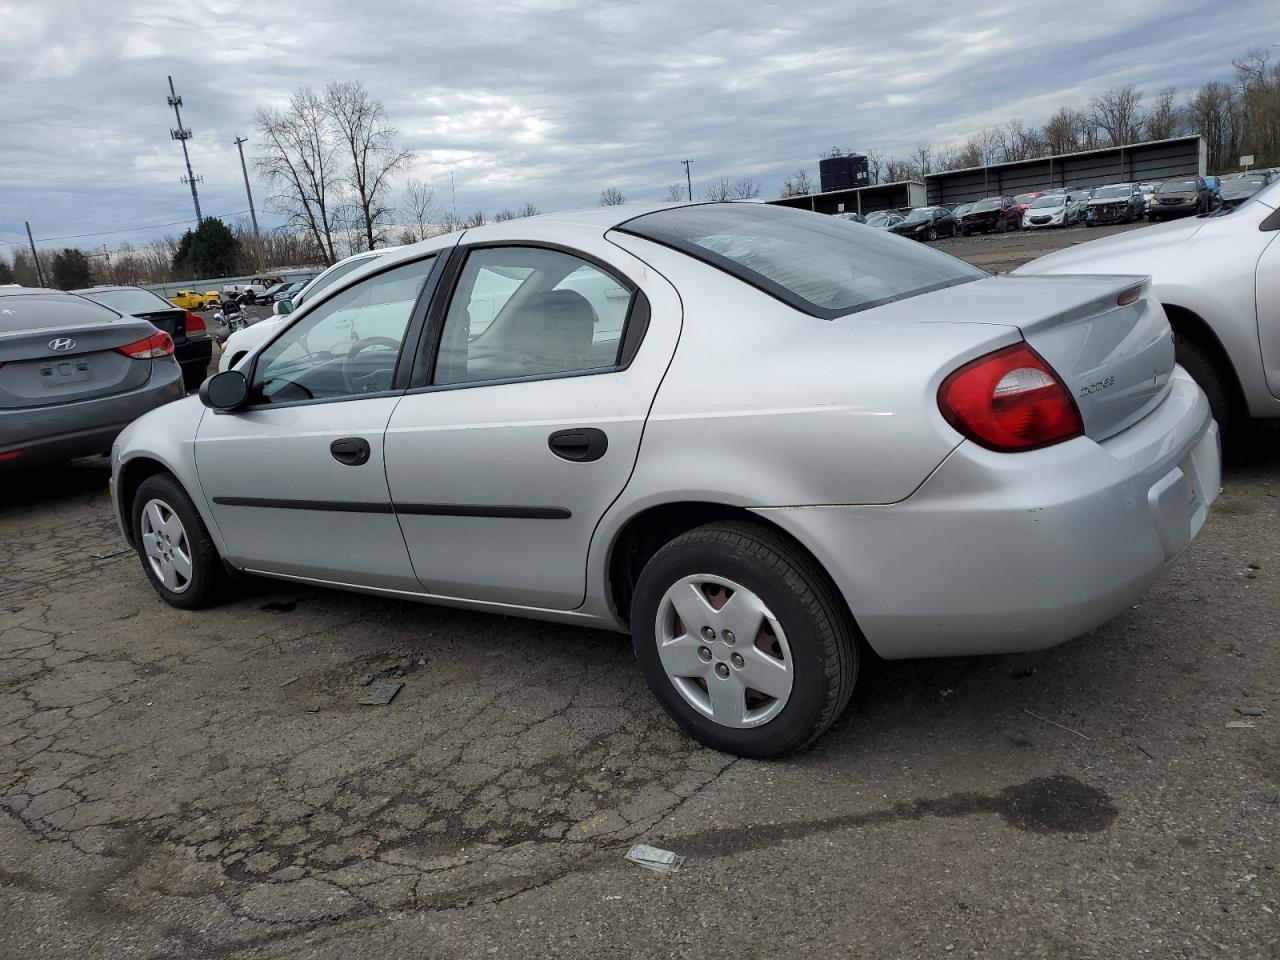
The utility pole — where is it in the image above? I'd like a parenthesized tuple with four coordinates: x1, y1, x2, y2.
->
(24, 221, 45, 287)
(167, 75, 203, 223)
(234, 136, 263, 269)
(681, 159, 693, 201)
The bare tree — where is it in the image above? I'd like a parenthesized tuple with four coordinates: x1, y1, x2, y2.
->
(730, 177, 761, 199)
(911, 141, 933, 177)
(1042, 107, 1083, 155)
(599, 186, 626, 206)
(779, 169, 813, 197)
(885, 157, 915, 182)
(493, 202, 540, 221)
(465, 211, 487, 227)
(1187, 81, 1241, 172)
(994, 119, 1042, 162)
(324, 81, 414, 251)
(865, 148, 886, 184)
(703, 177, 733, 201)
(934, 144, 963, 172)
(1233, 48, 1280, 167)
(1090, 85, 1143, 147)
(400, 177, 439, 242)
(1144, 87, 1183, 141)
(254, 87, 342, 265)
(664, 182, 687, 202)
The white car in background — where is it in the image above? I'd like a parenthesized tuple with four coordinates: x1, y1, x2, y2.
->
(1017, 178, 1280, 432)
(218, 249, 398, 371)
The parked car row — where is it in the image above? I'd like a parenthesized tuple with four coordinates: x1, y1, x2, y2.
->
(856, 171, 1276, 243)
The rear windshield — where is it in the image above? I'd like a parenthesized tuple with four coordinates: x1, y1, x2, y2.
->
(974, 199, 1002, 211)
(79, 287, 171, 315)
(0, 292, 120, 331)
(618, 203, 985, 319)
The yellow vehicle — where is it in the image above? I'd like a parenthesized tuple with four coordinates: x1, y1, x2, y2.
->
(168, 289, 221, 310)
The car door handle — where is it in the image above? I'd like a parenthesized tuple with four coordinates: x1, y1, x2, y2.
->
(330, 437, 371, 466)
(548, 428, 608, 463)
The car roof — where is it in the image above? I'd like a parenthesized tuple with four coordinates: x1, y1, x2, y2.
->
(0, 285, 72, 298)
(71, 285, 150, 293)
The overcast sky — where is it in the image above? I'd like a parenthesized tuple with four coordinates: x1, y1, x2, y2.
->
(0, 0, 1272, 254)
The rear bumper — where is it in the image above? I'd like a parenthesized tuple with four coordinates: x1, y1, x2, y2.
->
(0, 359, 184, 469)
(756, 367, 1219, 659)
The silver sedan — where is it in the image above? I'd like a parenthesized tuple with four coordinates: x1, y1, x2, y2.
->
(1017, 177, 1280, 433)
(109, 202, 1219, 757)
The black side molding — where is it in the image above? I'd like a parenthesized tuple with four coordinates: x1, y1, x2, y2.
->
(211, 497, 570, 520)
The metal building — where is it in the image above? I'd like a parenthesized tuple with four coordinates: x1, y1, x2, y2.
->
(923, 135, 1207, 206)
(819, 153, 871, 193)
(771, 179, 927, 215)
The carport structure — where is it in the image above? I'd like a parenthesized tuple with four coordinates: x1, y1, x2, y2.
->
(923, 135, 1207, 206)
(772, 179, 926, 215)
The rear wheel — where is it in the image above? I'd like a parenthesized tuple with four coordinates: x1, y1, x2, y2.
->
(1175, 333, 1239, 436)
(631, 521, 858, 758)
(131, 473, 230, 609)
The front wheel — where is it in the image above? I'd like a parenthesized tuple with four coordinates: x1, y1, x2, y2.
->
(131, 473, 230, 609)
(926, 227, 938, 241)
(631, 522, 859, 757)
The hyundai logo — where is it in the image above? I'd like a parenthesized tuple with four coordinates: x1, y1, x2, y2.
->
(49, 337, 76, 352)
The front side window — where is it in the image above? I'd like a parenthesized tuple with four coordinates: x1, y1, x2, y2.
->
(620, 203, 984, 319)
(434, 247, 634, 386)
(250, 257, 434, 405)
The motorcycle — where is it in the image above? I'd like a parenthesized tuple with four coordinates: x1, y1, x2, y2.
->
(213, 298, 250, 344)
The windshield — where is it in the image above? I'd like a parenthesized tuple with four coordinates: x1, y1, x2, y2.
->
(1094, 185, 1132, 198)
(619, 204, 984, 319)
(974, 199, 1002, 211)
(1013, 194, 1038, 204)
(1159, 180, 1197, 193)
(1221, 178, 1266, 197)
(296, 256, 375, 306)
(81, 288, 172, 315)
(1030, 196, 1065, 209)
(865, 212, 893, 225)
(903, 208, 934, 222)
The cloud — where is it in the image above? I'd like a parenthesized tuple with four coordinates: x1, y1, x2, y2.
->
(0, 0, 1266, 253)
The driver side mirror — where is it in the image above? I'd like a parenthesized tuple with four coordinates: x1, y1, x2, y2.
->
(199, 370, 250, 411)
(273, 298, 294, 316)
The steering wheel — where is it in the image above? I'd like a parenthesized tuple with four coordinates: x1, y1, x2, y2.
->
(342, 337, 401, 394)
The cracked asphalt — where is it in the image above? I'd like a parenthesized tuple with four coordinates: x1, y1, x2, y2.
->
(3, 229, 1278, 958)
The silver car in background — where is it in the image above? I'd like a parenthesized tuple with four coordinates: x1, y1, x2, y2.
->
(111, 203, 1218, 757)
(1, 287, 183, 470)
(1022, 192, 1082, 228)
(1018, 177, 1280, 433)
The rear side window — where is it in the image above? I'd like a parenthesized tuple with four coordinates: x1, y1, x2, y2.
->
(618, 204, 984, 319)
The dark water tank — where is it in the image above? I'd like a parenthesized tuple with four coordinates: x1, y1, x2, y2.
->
(819, 154, 870, 193)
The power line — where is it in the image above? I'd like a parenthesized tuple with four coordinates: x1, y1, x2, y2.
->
(0, 209, 251, 246)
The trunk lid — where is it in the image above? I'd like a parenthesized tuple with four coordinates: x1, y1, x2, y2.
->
(126, 307, 190, 344)
(0, 292, 159, 409)
(878, 274, 1176, 441)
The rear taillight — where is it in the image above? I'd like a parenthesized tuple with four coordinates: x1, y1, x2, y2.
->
(938, 342, 1083, 452)
(0, 450, 24, 462)
(116, 331, 175, 359)
(184, 310, 207, 335)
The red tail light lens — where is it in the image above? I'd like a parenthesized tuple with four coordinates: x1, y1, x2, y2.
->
(938, 342, 1083, 452)
(0, 450, 24, 462)
(184, 310, 207, 334)
(116, 331, 175, 359)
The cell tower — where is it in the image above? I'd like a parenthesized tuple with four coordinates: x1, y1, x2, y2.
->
(167, 75, 203, 222)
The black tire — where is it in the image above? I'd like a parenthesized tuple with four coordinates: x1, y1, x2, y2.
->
(631, 521, 859, 758)
(131, 473, 230, 610)
(926, 227, 938, 242)
(1174, 333, 1239, 436)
